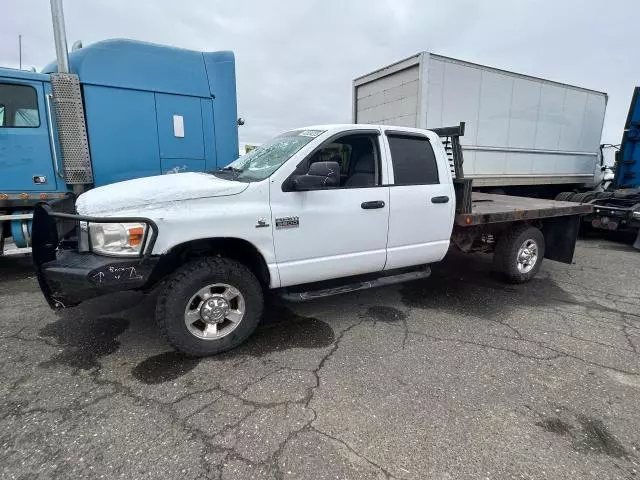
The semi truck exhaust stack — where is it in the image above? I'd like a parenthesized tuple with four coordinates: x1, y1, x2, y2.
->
(48, 0, 94, 192)
(50, 0, 70, 73)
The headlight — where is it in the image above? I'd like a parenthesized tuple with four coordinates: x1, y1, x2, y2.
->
(89, 222, 148, 256)
(633, 211, 640, 219)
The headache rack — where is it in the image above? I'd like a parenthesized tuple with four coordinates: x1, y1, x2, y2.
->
(431, 122, 472, 214)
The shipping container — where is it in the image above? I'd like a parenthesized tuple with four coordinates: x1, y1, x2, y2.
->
(353, 53, 607, 190)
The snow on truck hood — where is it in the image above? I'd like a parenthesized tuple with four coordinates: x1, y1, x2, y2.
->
(76, 172, 248, 216)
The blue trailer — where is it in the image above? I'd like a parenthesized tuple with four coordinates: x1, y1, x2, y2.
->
(0, 37, 239, 255)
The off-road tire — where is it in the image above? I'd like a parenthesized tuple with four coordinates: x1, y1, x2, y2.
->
(156, 257, 263, 356)
(493, 224, 545, 284)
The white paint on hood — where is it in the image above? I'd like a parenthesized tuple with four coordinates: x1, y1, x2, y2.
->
(76, 172, 248, 216)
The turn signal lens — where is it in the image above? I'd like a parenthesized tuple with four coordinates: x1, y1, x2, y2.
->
(127, 227, 145, 246)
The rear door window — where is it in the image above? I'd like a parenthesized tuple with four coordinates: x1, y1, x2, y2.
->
(387, 134, 439, 185)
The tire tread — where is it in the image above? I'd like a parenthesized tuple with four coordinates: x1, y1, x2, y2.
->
(156, 256, 263, 356)
(493, 224, 545, 284)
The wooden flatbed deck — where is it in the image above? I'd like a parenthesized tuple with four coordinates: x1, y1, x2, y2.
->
(454, 192, 593, 226)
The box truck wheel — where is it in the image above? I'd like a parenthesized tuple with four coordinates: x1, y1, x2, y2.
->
(156, 256, 264, 356)
(493, 225, 545, 284)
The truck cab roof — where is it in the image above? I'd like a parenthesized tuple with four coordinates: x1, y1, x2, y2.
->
(293, 123, 434, 136)
(41, 38, 234, 98)
(0, 67, 50, 83)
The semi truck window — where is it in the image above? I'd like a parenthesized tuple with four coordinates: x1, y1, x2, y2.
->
(0, 83, 40, 128)
(387, 134, 439, 185)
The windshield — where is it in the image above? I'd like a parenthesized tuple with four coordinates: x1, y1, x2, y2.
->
(215, 129, 325, 182)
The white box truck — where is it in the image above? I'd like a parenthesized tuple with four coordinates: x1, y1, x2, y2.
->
(353, 52, 608, 195)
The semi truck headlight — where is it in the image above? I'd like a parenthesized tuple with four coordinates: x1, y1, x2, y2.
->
(89, 222, 147, 256)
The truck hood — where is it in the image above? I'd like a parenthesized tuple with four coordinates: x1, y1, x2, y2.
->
(76, 172, 249, 216)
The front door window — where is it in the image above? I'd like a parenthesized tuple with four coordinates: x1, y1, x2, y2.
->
(0, 83, 40, 128)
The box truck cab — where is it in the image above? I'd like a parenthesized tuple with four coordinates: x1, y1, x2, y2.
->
(0, 39, 239, 253)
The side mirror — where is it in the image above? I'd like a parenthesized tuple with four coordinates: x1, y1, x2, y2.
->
(291, 161, 340, 191)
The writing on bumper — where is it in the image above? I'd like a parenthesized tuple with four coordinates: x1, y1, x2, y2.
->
(32, 199, 160, 309)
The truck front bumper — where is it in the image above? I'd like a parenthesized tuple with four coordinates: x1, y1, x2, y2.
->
(37, 250, 160, 308)
(32, 198, 160, 309)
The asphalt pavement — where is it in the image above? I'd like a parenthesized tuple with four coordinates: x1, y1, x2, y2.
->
(1, 236, 639, 479)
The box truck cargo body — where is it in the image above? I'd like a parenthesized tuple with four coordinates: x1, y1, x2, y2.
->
(353, 53, 607, 191)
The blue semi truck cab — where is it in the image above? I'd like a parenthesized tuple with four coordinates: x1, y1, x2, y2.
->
(0, 39, 239, 254)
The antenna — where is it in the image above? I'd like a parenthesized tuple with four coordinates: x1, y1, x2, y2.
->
(19, 34, 22, 69)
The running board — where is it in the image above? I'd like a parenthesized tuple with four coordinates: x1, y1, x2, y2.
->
(279, 267, 431, 302)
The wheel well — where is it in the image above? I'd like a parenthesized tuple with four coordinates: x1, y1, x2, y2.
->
(146, 238, 271, 289)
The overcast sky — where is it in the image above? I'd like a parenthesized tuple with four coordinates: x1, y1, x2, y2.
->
(2, 0, 638, 145)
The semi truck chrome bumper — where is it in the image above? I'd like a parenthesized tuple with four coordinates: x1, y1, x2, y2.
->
(32, 198, 159, 309)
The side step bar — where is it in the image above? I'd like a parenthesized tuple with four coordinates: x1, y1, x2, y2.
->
(279, 267, 431, 302)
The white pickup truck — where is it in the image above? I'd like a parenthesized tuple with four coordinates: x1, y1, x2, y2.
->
(32, 124, 591, 356)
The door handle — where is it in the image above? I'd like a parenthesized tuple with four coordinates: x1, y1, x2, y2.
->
(361, 200, 385, 209)
(431, 196, 449, 204)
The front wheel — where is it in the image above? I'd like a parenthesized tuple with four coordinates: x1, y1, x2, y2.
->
(156, 257, 264, 356)
(493, 225, 545, 283)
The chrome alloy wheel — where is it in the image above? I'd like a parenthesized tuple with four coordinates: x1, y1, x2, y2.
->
(184, 283, 245, 340)
(516, 239, 539, 274)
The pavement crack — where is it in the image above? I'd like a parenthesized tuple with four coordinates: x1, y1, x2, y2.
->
(307, 319, 364, 408)
(309, 425, 400, 480)
(407, 329, 563, 361)
(622, 326, 640, 356)
(407, 329, 640, 375)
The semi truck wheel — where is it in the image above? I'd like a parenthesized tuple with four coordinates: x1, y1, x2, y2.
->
(554, 191, 574, 202)
(595, 191, 614, 199)
(493, 225, 545, 284)
(156, 256, 264, 357)
(571, 192, 597, 203)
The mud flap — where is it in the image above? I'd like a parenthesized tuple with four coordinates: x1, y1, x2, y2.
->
(634, 229, 640, 250)
(541, 215, 581, 264)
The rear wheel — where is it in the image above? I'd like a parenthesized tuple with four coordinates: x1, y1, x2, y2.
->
(493, 225, 545, 283)
(156, 257, 264, 356)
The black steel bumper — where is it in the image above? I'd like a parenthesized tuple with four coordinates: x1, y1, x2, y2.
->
(32, 197, 160, 309)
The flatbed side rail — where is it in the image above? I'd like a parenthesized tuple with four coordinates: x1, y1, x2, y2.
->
(454, 202, 593, 226)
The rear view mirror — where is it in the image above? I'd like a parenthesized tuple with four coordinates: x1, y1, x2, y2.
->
(291, 161, 340, 191)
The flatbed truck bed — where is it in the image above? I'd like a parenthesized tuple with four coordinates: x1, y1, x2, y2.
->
(455, 193, 593, 226)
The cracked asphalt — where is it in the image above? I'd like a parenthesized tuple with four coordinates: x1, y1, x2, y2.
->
(1, 236, 640, 479)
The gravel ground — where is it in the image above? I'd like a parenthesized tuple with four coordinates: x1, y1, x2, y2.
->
(1, 236, 639, 480)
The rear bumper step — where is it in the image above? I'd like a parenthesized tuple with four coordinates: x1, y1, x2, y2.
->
(279, 267, 431, 302)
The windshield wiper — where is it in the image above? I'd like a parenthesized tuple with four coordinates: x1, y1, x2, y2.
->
(214, 166, 243, 179)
